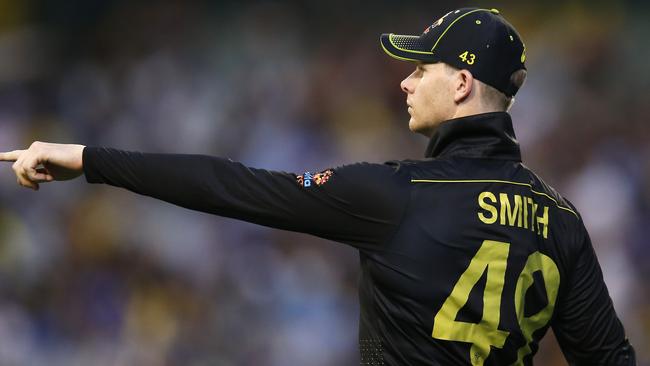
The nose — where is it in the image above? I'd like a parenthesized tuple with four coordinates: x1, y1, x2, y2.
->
(401, 73, 414, 94)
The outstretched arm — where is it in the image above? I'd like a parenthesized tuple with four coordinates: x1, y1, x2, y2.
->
(1, 143, 411, 249)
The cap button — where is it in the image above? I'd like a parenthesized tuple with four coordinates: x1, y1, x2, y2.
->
(490, 8, 500, 14)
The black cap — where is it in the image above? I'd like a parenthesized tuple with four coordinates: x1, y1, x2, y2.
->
(380, 8, 526, 97)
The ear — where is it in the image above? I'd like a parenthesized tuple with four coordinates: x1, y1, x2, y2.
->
(453, 69, 474, 104)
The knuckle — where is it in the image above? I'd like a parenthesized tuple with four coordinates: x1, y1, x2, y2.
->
(30, 141, 43, 152)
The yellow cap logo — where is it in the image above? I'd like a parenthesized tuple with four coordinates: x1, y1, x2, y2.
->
(521, 45, 526, 63)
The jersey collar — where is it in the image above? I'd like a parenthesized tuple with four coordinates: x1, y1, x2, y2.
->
(424, 112, 521, 161)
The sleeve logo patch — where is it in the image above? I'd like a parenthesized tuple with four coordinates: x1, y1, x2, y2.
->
(296, 169, 333, 188)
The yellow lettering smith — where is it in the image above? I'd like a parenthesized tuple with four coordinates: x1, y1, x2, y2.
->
(478, 192, 550, 238)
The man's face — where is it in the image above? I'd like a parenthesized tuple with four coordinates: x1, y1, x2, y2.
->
(401, 62, 455, 137)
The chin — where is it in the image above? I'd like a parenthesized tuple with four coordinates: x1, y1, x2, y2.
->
(408, 119, 432, 136)
(408, 118, 420, 131)
(409, 118, 436, 137)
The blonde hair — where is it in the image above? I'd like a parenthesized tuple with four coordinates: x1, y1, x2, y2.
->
(478, 69, 527, 111)
(443, 63, 527, 111)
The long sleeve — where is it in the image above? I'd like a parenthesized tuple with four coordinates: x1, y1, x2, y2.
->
(82, 147, 411, 250)
(552, 225, 636, 365)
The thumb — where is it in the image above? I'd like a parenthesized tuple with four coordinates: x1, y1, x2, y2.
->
(27, 167, 54, 183)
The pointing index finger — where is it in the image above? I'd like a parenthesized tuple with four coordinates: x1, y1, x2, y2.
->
(0, 150, 24, 162)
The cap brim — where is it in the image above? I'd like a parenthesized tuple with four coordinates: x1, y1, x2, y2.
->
(380, 33, 438, 63)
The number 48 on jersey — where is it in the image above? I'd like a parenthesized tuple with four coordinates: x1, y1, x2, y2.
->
(432, 240, 560, 366)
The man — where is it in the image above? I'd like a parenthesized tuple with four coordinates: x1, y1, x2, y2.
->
(0, 7, 636, 366)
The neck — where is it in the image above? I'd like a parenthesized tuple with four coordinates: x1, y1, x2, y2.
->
(425, 105, 505, 138)
(424, 111, 521, 161)
(450, 103, 504, 120)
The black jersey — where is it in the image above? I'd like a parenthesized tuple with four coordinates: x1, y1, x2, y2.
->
(83, 112, 635, 365)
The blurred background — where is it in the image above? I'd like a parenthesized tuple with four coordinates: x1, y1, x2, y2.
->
(0, 0, 648, 365)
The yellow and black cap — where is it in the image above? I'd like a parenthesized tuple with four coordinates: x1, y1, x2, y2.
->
(380, 8, 526, 97)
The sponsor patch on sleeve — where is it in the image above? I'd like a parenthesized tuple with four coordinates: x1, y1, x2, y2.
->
(296, 169, 333, 188)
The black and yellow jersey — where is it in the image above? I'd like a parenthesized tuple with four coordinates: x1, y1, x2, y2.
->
(83, 112, 635, 365)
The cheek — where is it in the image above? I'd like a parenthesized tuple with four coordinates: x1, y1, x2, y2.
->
(427, 75, 451, 100)
(416, 76, 447, 112)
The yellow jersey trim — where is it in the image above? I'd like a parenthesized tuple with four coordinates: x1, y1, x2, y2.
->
(410, 179, 578, 218)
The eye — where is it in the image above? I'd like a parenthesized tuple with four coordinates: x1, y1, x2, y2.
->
(414, 65, 424, 77)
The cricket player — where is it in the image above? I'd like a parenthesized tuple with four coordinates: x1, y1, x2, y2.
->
(0, 7, 636, 366)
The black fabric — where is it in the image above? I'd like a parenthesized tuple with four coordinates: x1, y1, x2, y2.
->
(424, 112, 521, 160)
(83, 112, 634, 365)
(83, 150, 410, 251)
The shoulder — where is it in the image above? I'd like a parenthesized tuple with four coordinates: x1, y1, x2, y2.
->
(519, 165, 589, 249)
(297, 161, 414, 220)
(523, 166, 581, 221)
(324, 160, 414, 190)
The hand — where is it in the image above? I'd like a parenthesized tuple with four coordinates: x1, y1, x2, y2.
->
(0, 141, 86, 190)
